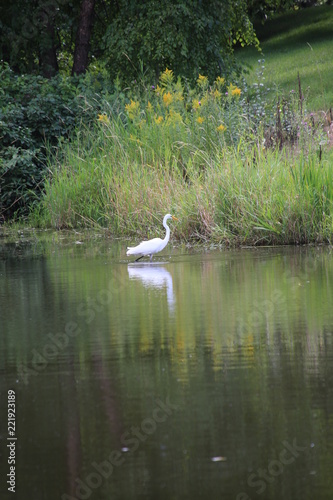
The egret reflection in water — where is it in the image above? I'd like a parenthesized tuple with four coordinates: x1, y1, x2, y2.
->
(127, 263, 175, 312)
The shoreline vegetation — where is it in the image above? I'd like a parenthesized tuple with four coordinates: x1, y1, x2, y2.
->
(2, 5, 333, 247)
(30, 67, 333, 246)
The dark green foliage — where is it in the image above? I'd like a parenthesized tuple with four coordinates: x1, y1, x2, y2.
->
(1, 0, 325, 84)
(0, 64, 113, 220)
(0, 0, 259, 83)
(104, 0, 258, 84)
(0, 0, 80, 75)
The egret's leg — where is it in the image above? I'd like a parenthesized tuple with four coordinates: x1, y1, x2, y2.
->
(150, 254, 153, 262)
(135, 255, 144, 262)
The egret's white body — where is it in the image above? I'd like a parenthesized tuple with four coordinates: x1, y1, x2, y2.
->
(126, 214, 178, 262)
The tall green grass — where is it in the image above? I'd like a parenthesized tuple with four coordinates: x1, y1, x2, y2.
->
(32, 119, 333, 245)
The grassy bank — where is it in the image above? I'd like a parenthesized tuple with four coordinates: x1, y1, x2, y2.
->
(33, 139, 333, 246)
(31, 69, 333, 245)
(236, 4, 333, 113)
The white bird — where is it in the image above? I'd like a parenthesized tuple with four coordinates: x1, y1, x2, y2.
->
(126, 214, 178, 262)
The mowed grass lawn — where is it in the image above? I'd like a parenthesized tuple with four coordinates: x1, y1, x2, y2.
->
(236, 4, 333, 112)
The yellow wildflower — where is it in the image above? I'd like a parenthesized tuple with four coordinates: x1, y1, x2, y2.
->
(155, 84, 164, 95)
(147, 101, 153, 112)
(217, 124, 226, 132)
(98, 113, 109, 123)
(197, 74, 209, 89)
(163, 91, 173, 107)
(192, 99, 200, 110)
(215, 76, 225, 88)
(155, 115, 164, 124)
(227, 83, 241, 97)
(125, 100, 140, 119)
(231, 87, 241, 97)
(212, 89, 221, 99)
(160, 68, 174, 87)
(197, 116, 204, 124)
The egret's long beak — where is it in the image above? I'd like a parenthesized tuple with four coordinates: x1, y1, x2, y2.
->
(172, 216, 179, 221)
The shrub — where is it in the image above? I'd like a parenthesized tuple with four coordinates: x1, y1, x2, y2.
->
(0, 64, 114, 221)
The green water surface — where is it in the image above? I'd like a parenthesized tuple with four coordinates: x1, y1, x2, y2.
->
(1, 233, 333, 500)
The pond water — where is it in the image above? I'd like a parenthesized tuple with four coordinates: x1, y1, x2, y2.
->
(1, 232, 333, 500)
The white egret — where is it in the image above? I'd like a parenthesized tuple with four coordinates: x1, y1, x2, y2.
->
(126, 214, 178, 262)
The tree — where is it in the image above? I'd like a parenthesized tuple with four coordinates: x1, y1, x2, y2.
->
(72, 0, 96, 75)
(0, 0, 259, 81)
(0, 0, 80, 75)
(103, 0, 259, 83)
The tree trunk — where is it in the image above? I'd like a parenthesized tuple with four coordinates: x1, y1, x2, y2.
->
(72, 0, 95, 75)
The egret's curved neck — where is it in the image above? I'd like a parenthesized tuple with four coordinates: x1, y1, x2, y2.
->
(163, 217, 170, 243)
